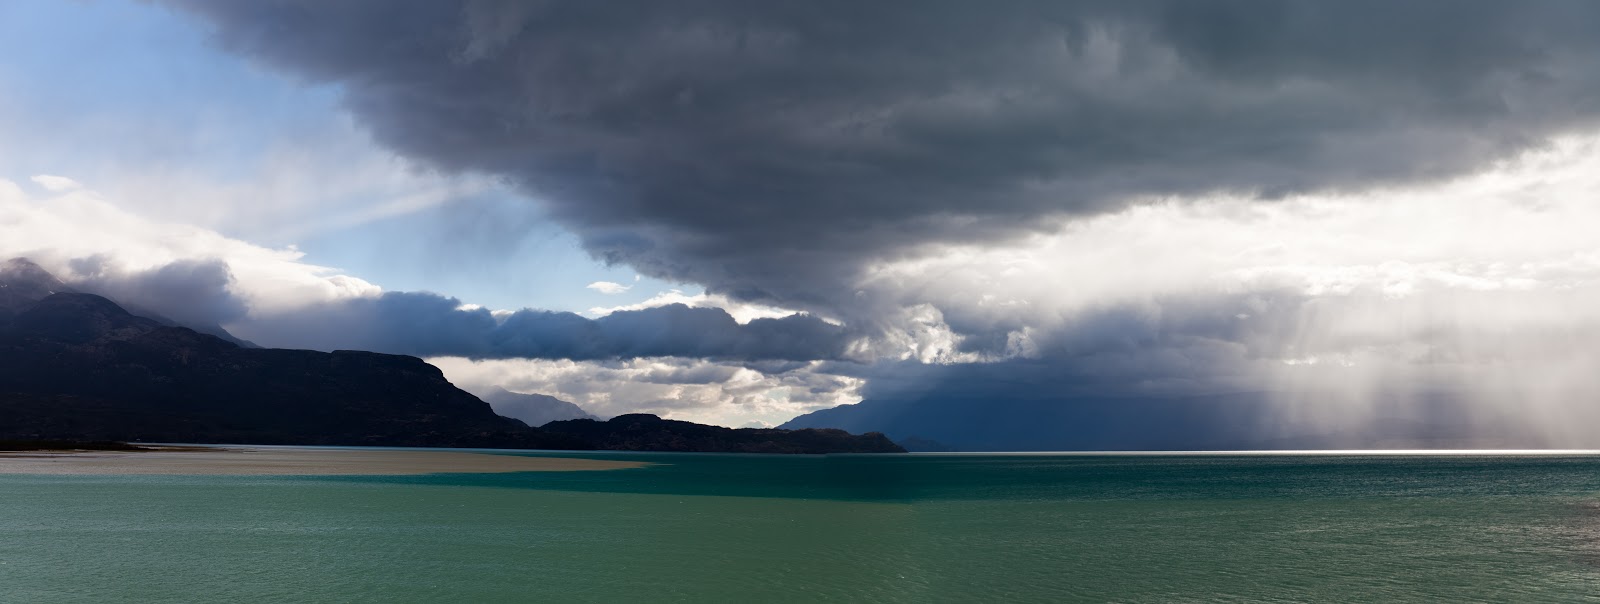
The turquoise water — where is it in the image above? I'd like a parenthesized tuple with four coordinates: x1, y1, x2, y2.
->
(4, 452, 1600, 602)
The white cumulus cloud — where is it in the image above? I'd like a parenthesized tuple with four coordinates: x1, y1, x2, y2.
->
(429, 357, 865, 428)
(585, 281, 631, 295)
(0, 176, 380, 317)
(29, 174, 82, 192)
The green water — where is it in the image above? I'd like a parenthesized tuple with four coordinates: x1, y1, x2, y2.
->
(4, 453, 1600, 602)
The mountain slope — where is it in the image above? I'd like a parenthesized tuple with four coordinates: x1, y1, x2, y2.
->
(0, 291, 587, 448)
(0, 258, 255, 346)
(0, 258, 71, 326)
(481, 387, 598, 427)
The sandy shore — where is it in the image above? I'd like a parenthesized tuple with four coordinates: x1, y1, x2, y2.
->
(0, 447, 647, 475)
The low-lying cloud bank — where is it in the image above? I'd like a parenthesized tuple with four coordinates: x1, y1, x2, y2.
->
(1, 178, 848, 362)
(433, 357, 863, 428)
(0, 175, 379, 319)
(240, 295, 849, 361)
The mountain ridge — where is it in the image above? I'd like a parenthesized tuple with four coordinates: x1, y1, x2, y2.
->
(0, 258, 903, 453)
(480, 386, 598, 427)
(543, 413, 904, 454)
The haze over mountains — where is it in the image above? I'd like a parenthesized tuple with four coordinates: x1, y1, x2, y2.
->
(781, 393, 1571, 452)
(478, 387, 598, 428)
(0, 258, 901, 453)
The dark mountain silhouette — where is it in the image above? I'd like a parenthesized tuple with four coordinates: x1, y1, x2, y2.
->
(0, 258, 899, 453)
(0, 290, 583, 448)
(118, 301, 260, 348)
(480, 387, 598, 427)
(542, 414, 904, 454)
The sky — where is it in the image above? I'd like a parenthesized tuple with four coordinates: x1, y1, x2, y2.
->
(4, 0, 1600, 441)
(0, 0, 674, 313)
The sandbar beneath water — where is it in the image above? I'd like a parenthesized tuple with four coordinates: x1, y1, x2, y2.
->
(0, 447, 647, 475)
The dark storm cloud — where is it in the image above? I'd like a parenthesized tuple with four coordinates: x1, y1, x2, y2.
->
(637, 364, 741, 385)
(235, 292, 852, 362)
(167, 0, 1600, 312)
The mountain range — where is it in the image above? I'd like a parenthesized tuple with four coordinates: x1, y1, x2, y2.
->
(0, 258, 902, 454)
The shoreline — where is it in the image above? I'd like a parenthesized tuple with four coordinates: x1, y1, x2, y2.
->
(0, 439, 190, 453)
(0, 446, 649, 475)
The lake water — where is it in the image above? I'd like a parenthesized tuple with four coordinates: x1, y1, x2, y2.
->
(4, 451, 1600, 602)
